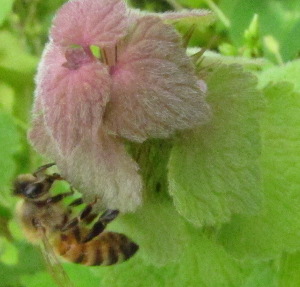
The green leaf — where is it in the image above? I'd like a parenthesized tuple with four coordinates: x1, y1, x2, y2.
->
(176, 0, 207, 8)
(0, 31, 38, 86)
(278, 252, 300, 287)
(219, 0, 300, 61)
(14, 241, 45, 274)
(0, 241, 44, 287)
(0, 111, 21, 207)
(108, 140, 189, 265)
(0, 236, 18, 265)
(98, 225, 244, 287)
(197, 49, 270, 71)
(0, 206, 11, 219)
(258, 59, 300, 91)
(110, 197, 188, 266)
(0, 262, 23, 287)
(242, 262, 277, 287)
(0, 83, 14, 113)
(168, 64, 263, 227)
(64, 264, 102, 287)
(0, 0, 15, 26)
(128, 0, 172, 11)
(21, 271, 60, 287)
(218, 81, 300, 259)
(165, 10, 215, 28)
(21, 265, 101, 287)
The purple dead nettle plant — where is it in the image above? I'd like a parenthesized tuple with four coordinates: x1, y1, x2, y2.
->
(29, 0, 212, 212)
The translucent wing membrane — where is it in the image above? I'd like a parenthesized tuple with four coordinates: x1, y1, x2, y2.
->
(40, 234, 75, 287)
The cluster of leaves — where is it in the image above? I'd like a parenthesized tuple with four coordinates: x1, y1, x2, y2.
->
(1, 0, 300, 286)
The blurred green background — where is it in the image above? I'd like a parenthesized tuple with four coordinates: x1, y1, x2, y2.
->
(1, 0, 300, 286)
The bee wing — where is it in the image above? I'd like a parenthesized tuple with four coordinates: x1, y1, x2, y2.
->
(40, 234, 76, 287)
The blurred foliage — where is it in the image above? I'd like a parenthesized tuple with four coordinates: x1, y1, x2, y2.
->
(128, 0, 172, 11)
(0, 0, 300, 286)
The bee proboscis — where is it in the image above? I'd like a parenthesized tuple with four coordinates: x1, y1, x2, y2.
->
(13, 163, 139, 285)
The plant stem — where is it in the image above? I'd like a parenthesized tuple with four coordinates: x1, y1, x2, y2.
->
(204, 0, 231, 28)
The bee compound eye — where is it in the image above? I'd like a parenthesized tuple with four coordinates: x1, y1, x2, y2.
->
(25, 182, 45, 199)
(13, 181, 29, 195)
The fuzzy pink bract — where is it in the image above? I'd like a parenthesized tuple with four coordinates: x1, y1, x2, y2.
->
(51, 0, 130, 47)
(29, 0, 211, 212)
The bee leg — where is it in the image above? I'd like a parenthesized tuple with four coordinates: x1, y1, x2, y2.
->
(46, 190, 75, 204)
(68, 197, 84, 207)
(68, 198, 99, 225)
(73, 226, 82, 242)
(84, 213, 98, 224)
(34, 163, 65, 185)
(81, 210, 119, 243)
(60, 197, 98, 232)
(68, 197, 99, 223)
(47, 173, 64, 182)
(33, 163, 56, 177)
(99, 209, 120, 225)
(78, 197, 98, 221)
(60, 217, 80, 232)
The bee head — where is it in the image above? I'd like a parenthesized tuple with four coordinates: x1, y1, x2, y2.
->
(13, 174, 46, 199)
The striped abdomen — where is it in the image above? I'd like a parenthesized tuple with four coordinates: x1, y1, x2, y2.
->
(55, 231, 139, 266)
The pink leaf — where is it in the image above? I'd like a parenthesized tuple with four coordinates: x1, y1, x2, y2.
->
(104, 16, 211, 142)
(36, 42, 111, 154)
(55, 129, 143, 212)
(161, 9, 215, 23)
(131, 9, 215, 26)
(28, 94, 58, 158)
(51, 0, 131, 48)
(29, 115, 143, 212)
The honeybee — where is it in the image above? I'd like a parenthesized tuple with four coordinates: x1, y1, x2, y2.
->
(13, 163, 139, 285)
